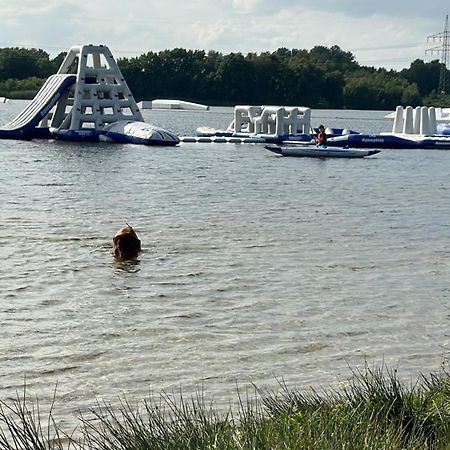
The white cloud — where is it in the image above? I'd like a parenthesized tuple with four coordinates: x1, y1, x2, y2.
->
(231, 0, 274, 15)
(0, 0, 446, 70)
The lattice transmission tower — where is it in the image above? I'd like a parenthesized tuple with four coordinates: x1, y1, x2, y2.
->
(426, 14, 449, 94)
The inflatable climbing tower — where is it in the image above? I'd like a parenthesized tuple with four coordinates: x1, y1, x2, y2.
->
(46, 44, 144, 139)
(0, 44, 179, 145)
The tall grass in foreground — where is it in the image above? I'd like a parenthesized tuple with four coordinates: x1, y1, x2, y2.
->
(2, 366, 450, 449)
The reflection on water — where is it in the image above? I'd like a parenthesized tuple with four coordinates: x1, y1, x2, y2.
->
(0, 103, 449, 428)
(113, 258, 141, 274)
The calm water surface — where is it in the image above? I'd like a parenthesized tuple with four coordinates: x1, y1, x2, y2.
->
(1, 102, 450, 427)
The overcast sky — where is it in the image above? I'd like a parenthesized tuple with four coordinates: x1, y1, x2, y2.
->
(0, 0, 448, 70)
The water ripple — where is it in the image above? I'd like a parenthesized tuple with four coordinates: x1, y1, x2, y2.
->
(0, 106, 450, 427)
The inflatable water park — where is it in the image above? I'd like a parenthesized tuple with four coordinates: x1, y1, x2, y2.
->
(0, 44, 179, 146)
(181, 105, 356, 144)
(2, 44, 449, 152)
(181, 103, 450, 151)
(328, 105, 450, 149)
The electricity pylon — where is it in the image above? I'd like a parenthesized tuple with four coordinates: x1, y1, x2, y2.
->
(426, 14, 449, 94)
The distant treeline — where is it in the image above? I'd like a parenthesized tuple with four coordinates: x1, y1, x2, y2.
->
(0, 45, 449, 109)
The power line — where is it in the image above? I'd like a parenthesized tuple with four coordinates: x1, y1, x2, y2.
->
(350, 42, 424, 52)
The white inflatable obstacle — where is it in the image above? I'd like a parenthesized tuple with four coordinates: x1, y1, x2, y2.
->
(37, 44, 179, 145)
(391, 105, 438, 135)
(327, 104, 450, 148)
(386, 105, 450, 135)
(138, 99, 209, 110)
(231, 105, 311, 136)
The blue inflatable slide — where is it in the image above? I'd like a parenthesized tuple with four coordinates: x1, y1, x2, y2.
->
(0, 74, 76, 139)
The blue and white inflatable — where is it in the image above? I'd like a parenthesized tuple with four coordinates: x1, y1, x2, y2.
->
(328, 105, 450, 150)
(328, 133, 450, 149)
(0, 44, 179, 146)
(101, 120, 179, 145)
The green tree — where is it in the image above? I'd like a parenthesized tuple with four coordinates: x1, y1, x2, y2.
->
(0, 76, 44, 98)
(0, 48, 50, 80)
(50, 52, 68, 73)
(423, 90, 450, 107)
(309, 45, 358, 73)
(0, 44, 431, 108)
(288, 58, 333, 107)
(119, 52, 165, 100)
(400, 59, 442, 97)
(245, 52, 287, 104)
(214, 52, 255, 104)
(344, 68, 421, 110)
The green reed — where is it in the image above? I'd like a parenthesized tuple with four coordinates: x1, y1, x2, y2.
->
(2, 365, 450, 450)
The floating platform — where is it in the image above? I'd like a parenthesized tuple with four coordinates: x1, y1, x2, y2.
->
(138, 99, 209, 111)
(180, 135, 268, 143)
(194, 106, 357, 144)
(327, 105, 450, 150)
(329, 133, 450, 149)
(195, 105, 313, 142)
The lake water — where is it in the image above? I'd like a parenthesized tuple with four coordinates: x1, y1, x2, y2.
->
(1, 101, 450, 429)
